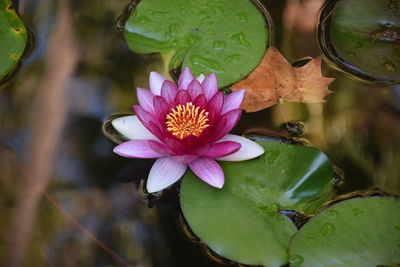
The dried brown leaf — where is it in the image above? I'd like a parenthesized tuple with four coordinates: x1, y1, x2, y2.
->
(230, 47, 335, 112)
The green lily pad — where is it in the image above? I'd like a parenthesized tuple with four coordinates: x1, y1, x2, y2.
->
(124, 0, 269, 88)
(318, 0, 400, 83)
(289, 197, 400, 267)
(0, 0, 28, 81)
(180, 141, 335, 266)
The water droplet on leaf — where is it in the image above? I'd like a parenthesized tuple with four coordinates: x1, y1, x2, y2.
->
(197, 11, 209, 20)
(289, 255, 304, 266)
(212, 5, 224, 15)
(224, 54, 240, 64)
(371, 23, 400, 43)
(145, 9, 154, 16)
(229, 32, 251, 48)
(189, 55, 224, 73)
(153, 10, 167, 17)
(306, 237, 316, 242)
(169, 23, 179, 35)
(263, 150, 281, 164)
(10, 53, 21, 60)
(327, 210, 339, 218)
(319, 223, 336, 236)
(138, 16, 150, 25)
(235, 12, 248, 22)
(352, 209, 363, 217)
(11, 27, 22, 34)
(212, 40, 226, 50)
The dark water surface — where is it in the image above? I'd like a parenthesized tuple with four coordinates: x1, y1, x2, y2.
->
(0, 0, 399, 266)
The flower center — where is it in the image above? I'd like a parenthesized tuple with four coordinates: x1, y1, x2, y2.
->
(166, 102, 209, 139)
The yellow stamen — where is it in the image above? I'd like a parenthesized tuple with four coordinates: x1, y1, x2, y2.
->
(166, 102, 209, 139)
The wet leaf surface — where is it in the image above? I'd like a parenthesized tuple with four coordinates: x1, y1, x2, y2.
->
(180, 141, 335, 266)
(320, 0, 400, 83)
(124, 0, 269, 87)
(0, 0, 28, 81)
(289, 197, 400, 267)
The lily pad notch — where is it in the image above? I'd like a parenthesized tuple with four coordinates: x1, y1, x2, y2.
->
(123, 0, 273, 88)
(180, 141, 336, 267)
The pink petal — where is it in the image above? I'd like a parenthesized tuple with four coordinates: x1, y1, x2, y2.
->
(113, 140, 163, 158)
(216, 134, 265, 161)
(188, 158, 224, 188)
(161, 80, 178, 103)
(187, 79, 203, 100)
(163, 137, 188, 155)
(149, 72, 165, 95)
(203, 141, 241, 158)
(210, 109, 242, 142)
(208, 91, 223, 121)
(180, 134, 201, 152)
(172, 155, 198, 164)
(111, 115, 158, 141)
(178, 67, 195, 90)
(146, 157, 187, 193)
(148, 140, 175, 155)
(174, 89, 191, 105)
(202, 73, 218, 100)
(133, 105, 164, 139)
(137, 87, 155, 113)
(153, 96, 170, 123)
(193, 94, 208, 111)
(222, 89, 245, 115)
(148, 121, 167, 140)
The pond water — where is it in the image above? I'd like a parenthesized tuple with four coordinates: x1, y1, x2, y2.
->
(0, 0, 399, 266)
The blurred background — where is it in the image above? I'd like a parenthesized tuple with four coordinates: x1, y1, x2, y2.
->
(0, 0, 399, 266)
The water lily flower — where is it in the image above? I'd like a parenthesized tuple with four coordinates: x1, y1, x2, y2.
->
(112, 68, 264, 193)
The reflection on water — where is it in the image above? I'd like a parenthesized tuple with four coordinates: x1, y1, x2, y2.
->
(0, 0, 399, 266)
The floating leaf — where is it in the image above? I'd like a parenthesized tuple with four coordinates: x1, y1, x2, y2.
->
(289, 197, 400, 267)
(230, 47, 334, 112)
(124, 0, 270, 87)
(180, 141, 335, 266)
(319, 0, 400, 83)
(0, 0, 28, 81)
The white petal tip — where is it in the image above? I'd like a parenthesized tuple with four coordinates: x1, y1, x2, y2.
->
(111, 116, 134, 139)
(149, 72, 165, 95)
(146, 184, 164, 193)
(146, 178, 177, 193)
(196, 73, 206, 83)
(241, 141, 265, 160)
(111, 115, 157, 141)
(201, 178, 224, 189)
(216, 135, 265, 161)
(252, 142, 265, 155)
(213, 183, 224, 189)
(146, 157, 187, 194)
(149, 71, 162, 78)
